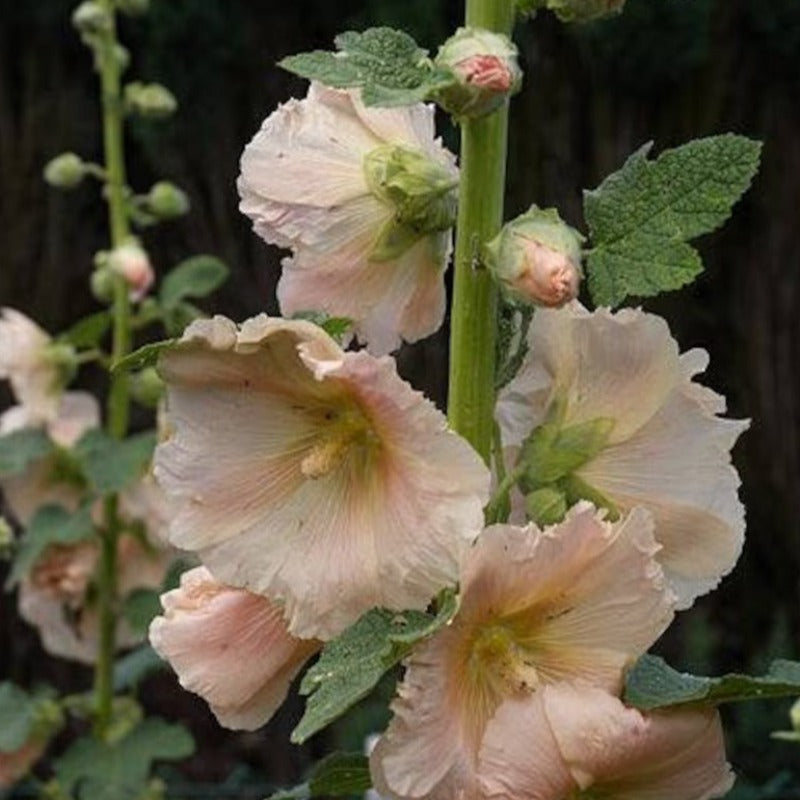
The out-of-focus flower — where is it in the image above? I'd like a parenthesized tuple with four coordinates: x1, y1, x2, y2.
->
(150, 566, 319, 730)
(238, 83, 458, 354)
(496, 304, 748, 608)
(108, 242, 155, 301)
(0, 739, 47, 789)
(369, 505, 674, 800)
(479, 684, 733, 800)
(0, 309, 75, 421)
(43, 152, 87, 190)
(485, 206, 582, 307)
(124, 81, 177, 119)
(145, 181, 190, 220)
(434, 28, 522, 118)
(154, 315, 489, 639)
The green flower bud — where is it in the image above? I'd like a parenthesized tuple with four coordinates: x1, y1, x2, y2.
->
(130, 366, 164, 407)
(434, 28, 522, 119)
(124, 82, 178, 119)
(0, 516, 12, 559)
(486, 206, 583, 307)
(43, 341, 78, 390)
(43, 153, 87, 190)
(790, 698, 800, 733)
(364, 144, 458, 261)
(71, 1, 112, 35)
(525, 487, 567, 527)
(146, 181, 190, 219)
(113, 43, 131, 73)
(115, 0, 150, 16)
(90, 266, 115, 303)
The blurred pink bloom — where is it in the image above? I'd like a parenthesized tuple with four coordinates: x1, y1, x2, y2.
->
(453, 54, 514, 91)
(238, 83, 458, 354)
(154, 314, 489, 639)
(0, 739, 46, 789)
(108, 243, 155, 301)
(479, 684, 733, 800)
(150, 566, 320, 730)
(369, 504, 675, 800)
(496, 304, 748, 608)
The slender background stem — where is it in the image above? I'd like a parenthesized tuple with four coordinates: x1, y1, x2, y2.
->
(447, 0, 515, 464)
(94, 0, 132, 736)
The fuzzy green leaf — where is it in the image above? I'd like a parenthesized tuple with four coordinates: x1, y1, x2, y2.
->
(74, 429, 156, 494)
(585, 135, 762, 306)
(62, 311, 111, 348)
(265, 752, 371, 800)
(292, 590, 458, 744)
(113, 646, 165, 692)
(55, 718, 194, 799)
(625, 655, 800, 711)
(0, 428, 54, 476)
(111, 340, 174, 374)
(159, 255, 229, 310)
(9, 504, 95, 586)
(122, 588, 161, 634)
(0, 683, 37, 752)
(280, 27, 454, 108)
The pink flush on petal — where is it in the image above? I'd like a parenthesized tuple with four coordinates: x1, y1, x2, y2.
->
(455, 55, 514, 91)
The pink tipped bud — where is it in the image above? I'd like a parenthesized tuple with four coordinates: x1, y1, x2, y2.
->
(108, 243, 154, 301)
(486, 206, 583, 307)
(454, 54, 514, 92)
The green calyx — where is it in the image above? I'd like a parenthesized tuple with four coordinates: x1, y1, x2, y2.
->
(364, 145, 458, 261)
(517, 413, 619, 525)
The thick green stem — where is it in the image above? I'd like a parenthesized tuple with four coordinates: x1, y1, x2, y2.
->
(447, 0, 516, 463)
(94, 0, 132, 736)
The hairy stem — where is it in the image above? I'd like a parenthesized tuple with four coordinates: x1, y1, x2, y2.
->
(447, 0, 515, 463)
(94, 0, 132, 736)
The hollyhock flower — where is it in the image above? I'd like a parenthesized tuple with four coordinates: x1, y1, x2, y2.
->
(0, 308, 74, 420)
(238, 83, 458, 354)
(108, 242, 155, 301)
(369, 504, 675, 800)
(154, 314, 489, 639)
(496, 304, 748, 608)
(150, 566, 320, 730)
(479, 684, 733, 800)
(0, 739, 47, 789)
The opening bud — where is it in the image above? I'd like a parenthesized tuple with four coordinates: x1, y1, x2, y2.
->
(485, 206, 583, 307)
(364, 144, 458, 261)
(115, 0, 150, 16)
(145, 181, 190, 219)
(71, 1, 112, 36)
(43, 153, 87, 190)
(124, 82, 178, 119)
(434, 28, 522, 119)
(108, 241, 155, 301)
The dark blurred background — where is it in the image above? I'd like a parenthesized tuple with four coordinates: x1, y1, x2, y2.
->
(1, 0, 800, 795)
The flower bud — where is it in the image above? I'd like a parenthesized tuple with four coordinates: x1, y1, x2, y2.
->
(130, 367, 164, 407)
(0, 517, 12, 559)
(71, 1, 112, 36)
(43, 153, 86, 190)
(363, 144, 458, 261)
(434, 28, 522, 119)
(523, 0, 627, 22)
(115, 0, 150, 16)
(485, 206, 583, 307)
(525, 487, 567, 527)
(108, 242, 155, 301)
(113, 43, 131, 73)
(90, 266, 115, 304)
(124, 82, 178, 119)
(146, 181, 190, 219)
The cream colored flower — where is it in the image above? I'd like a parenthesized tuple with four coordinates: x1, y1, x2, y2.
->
(154, 314, 489, 639)
(238, 83, 458, 354)
(479, 684, 733, 800)
(369, 504, 675, 800)
(150, 566, 319, 730)
(496, 304, 748, 608)
(0, 308, 67, 420)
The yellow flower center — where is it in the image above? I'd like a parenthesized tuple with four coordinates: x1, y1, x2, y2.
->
(468, 623, 541, 698)
(301, 405, 379, 479)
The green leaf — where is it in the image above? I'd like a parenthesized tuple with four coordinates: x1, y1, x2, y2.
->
(111, 340, 174, 374)
(292, 590, 458, 744)
(159, 255, 229, 310)
(61, 311, 111, 348)
(55, 718, 194, 799)
(625, 654, 800, 711)
(9, 504, 95, 586)
(291, 311, 353, 344)
(74, 429, 156, 494)
(0, 683, 37, 752)
(113, 646, 166, 691)
(584, 135, 762, 306)
(265, 752, 371, 800)
(0, 428, 54, 476)
(122, 588, 161, 634)
(280, 27, 455, 108)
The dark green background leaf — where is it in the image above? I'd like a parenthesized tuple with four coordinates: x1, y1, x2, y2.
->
(0, 428, 53, 476)
(112, 340, 174, 374)
(0, 682, 37, 752)
(159, 255, 229, 310)
(74, 429, 156, 494)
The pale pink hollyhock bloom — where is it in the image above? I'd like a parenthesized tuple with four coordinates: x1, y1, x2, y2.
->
(150, 566, 320, 730)
(18, 531, 171, 664)
(154, 315, 489, 639)
(238, 83, 458, 355)
(0, 308, 62, 420)
(108, 242, 155, 301)
(369, 504, 675, 800)
(0, 739, 47, 789)
(496, 304, 748, 608)
(479, 684, 734, 800)
(0, 392, 100, 525)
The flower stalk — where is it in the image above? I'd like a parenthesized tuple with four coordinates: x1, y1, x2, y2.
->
(447, 0, 516, 464)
